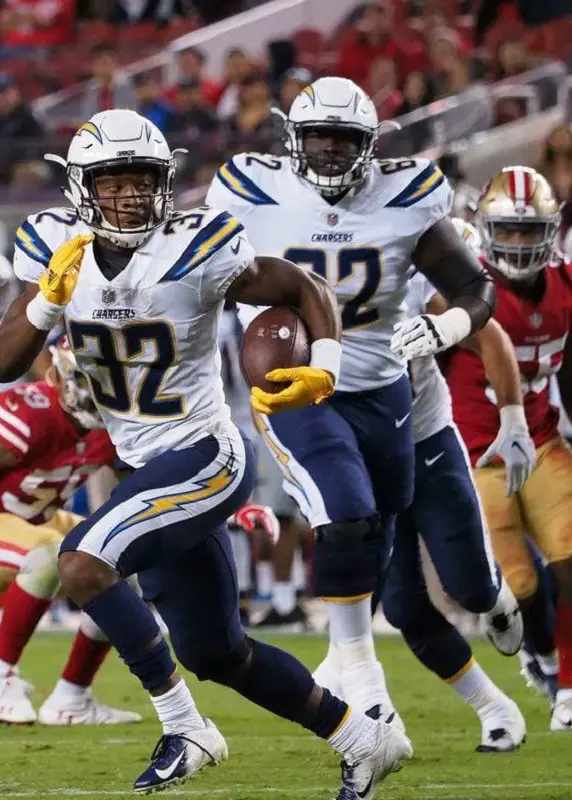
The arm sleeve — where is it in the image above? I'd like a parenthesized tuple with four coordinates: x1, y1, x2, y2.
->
(0, 390, 44, 459)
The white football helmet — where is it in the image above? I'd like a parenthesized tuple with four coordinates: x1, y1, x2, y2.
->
(49, 337, 103, 430)
(451, 217, 483, 257)
(279, 77, 395, 197)
(45, 109, 184, 249)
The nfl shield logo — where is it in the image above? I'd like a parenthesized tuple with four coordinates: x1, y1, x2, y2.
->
(327, 213, 339, 227)
(529, 312, 543, 329)
(102, 288, 116, 305)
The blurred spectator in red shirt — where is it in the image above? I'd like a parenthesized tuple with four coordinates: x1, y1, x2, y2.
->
(222, 72, 276, 155)
(164, 47, 222, 109)
(134, 72, 175, 134)
(277, 67, 312, 114)
(216, 47, 256, 119)
(0, 0, 75, 57)
(79, 44, 136, 121)
(367, 58, 402, 120)
(435, 55, 472, 99)
(335, 1, 409, 88)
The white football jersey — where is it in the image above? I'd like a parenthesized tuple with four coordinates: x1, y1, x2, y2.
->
(406, 272, 453, 443)
(207, 153, 453, 392)
(13, 206, 255, 468)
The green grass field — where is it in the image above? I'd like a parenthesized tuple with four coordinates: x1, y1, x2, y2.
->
(0, 633, 570, 800)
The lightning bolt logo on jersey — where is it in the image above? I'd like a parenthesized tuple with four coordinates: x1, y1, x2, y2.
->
(207, 153, 453, 392)
(12, 205, 255, 468)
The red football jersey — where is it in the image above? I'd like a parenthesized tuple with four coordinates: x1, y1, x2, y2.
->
(0, 381, 116, 523)
(447, 259, 572, 465)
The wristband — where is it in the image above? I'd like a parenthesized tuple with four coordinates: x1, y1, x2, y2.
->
(438, 307, 472, 346)
(499, 404, 527, 428)
(310, 338, 341, 384)
(26, 293, 64, 331)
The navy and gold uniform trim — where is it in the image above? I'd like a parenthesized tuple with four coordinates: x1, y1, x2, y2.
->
(160, 211, 244, 282)
(15, 221, 53, 266)
(386, 162, 445, 208)
(215, 159, 277, 206)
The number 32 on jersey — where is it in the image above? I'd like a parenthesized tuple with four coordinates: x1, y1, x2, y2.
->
(284, 247, 382, 331)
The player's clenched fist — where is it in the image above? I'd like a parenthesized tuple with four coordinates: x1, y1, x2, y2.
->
(39, 234, 94, 306)
(26, 234, 93, 331)
(251, 366, 334, 414)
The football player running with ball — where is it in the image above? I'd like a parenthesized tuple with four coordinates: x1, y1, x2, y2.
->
(447, 166, 572, 731)
(207, 77, 520, 779)
(0, 109, 413, 798)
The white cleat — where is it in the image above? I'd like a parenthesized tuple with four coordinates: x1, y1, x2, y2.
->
(38, 690, 142, 726)
(485, 578, 524, 657)
(477, 695, 526, 752)
(335, 721, 413, 800)
(134, 718, 228, 793)
(0, 673, 37, 725)
(550, 690, 572, 731)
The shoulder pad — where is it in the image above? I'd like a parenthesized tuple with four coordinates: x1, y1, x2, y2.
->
(14, 207, 80, 269)
(213, 153, 283, 206)
(383, 158, 450, 209)
(159, 205, 245, 283)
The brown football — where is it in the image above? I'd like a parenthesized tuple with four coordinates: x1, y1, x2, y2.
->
(240, 307, 311, 393)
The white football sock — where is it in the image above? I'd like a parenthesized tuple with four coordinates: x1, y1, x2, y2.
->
(48, 678, 89, 703)
(229, 530, 251, 593)
(255, 561, 273, 598)
(0, 658, 14, 677)
(324, 597, 392, 714)
(537, 651, 559, 676)
(151, 679, 205, 735)
(292, 548, 306, 592)
(272, 581, 296, 615)
(448, 658, 503, 712)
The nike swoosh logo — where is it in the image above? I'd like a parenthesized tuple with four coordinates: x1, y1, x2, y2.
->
(511, 441, 526, 456)
(425, 451, 445, 467)
(395, 412, 411, 429)
(230, 238, 241, 255)
(155, 750, 186, 781)
(356, 774, 374, 799)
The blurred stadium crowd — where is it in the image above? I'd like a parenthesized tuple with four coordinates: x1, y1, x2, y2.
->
(0, 0, 569, 192)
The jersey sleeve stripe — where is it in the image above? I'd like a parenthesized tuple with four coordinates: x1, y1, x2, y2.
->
(216, 160, 277, 206)
(15, 221, 53, 266)
(385, 163, 445, 208)
(160, 211, 245, 282)
(0, 422, 29, 453)
(0, 407, 31, 437)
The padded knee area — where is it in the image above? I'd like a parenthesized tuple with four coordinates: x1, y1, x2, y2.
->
(313, 516, 383, 598)
(173, 630, 251, 684)
(16, 542, 60, 599)
(454, 583, 498, 615)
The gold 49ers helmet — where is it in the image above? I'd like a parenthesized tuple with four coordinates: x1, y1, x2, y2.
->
(476, 166, 561, 280)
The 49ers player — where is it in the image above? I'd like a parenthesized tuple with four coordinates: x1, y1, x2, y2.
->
(446, 166, 572, 730)
(0, 339, 141, 725)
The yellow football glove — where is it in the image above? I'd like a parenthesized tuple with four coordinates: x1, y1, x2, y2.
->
(251, 367, 335, 415)
(38, 234, 94, 306)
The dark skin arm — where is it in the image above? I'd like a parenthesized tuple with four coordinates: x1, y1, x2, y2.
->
(557, 330, 572, 420)
(413, 217, 496, 332)
(0, 283, 49, 383)
(428, 292, 522, 407)
(227, 256, 341, 344)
